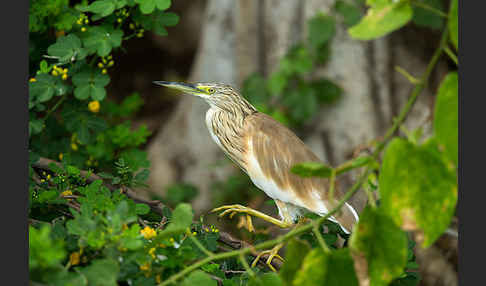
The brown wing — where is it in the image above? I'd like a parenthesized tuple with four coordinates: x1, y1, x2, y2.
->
(243, 112, 358, 232)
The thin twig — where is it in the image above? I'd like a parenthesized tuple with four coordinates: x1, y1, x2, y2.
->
(444, 46, 458, 65)
(312, 221, 330, 253)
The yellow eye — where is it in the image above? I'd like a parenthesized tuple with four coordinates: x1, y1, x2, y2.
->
(207, 88, 215, 94)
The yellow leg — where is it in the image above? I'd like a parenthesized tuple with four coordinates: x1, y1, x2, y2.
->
(250, 243, 285, 272)
(211, 204, 294, 229)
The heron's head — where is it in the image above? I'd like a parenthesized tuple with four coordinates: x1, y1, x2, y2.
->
(153, 81, 256, 115)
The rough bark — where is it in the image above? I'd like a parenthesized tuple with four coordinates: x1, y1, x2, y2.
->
(147, 0, 447, 215)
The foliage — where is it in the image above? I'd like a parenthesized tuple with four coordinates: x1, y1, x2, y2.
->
(30, 0, 458, 285)
(241, 11, 343, 127)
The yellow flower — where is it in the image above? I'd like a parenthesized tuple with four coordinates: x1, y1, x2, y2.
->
(52, 70, 59, 76)
(81, 27, 87, 32)
(117, 18, 122, 23)
(63, 68, 68, 73)
(84, 19, 89, 24)
(61, 190, 72, 197)
(69, 252, 80, 266)
(98, 62, 104, 68)
(139, 262, 150, 271)
(58, 153, 63, 161)
(148, 247, 156, 259)
(88, 101, 100, 113)
(107, 60, 114, 67)
(101, 68, 107, 74)
(46, 174, 51, 180)
(62, 73, 68, 80)
(129, 23, 135, 29)
(71, 143, 78, 151)
(140, 226, 157, 239)
(169, 238, 175, 243)
(29, 78, 36, 82)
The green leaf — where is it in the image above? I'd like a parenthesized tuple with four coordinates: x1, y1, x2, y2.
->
(279, 238, 311, 285)
(282, 86, 319, 123)
(291, 162, 333, 178)
(29, 225, 66, 270)
(310, 79, 342, 104)
(80, 259, 119, 286)
(411, 0, 444, 29)
(87, 0, 116, 17)
(349, 206, 408, 286)
(308, 13, 336, 47)
(334, 0, 362, 27)
(249, 273, 283, 286)
(159, 203, 193, 237)
(293, 248, 359, 286)
(242, 73, 268, 105)
(348, 1, 413, 40)
(29, 74, 68, 103)
(72, 68, 110, 100)
(47, 34, 86, 63)
(448, 0, 458, 50)
(286, 45, 313, 74)
(181, 270, 217, 286)
(29, 118, 44, 136)
(135, 203, 150, 215)
(379, 138, 457, 247)
(47, 34, 86, 62)
(434, 72, 458, 166)
(83, 26, 123, 57)
(135, 0, 171, 14)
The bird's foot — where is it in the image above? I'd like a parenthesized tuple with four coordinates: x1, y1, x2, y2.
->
(211, 204, 293, 229)
(251, 243, 285, 272)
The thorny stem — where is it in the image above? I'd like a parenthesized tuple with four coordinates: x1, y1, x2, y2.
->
(161, 26, 450, 286)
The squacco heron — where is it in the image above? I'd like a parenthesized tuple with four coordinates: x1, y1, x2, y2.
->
(154, 81, 359, 269)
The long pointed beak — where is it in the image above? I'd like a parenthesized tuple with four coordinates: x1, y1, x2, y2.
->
(153, 81, 205, 95)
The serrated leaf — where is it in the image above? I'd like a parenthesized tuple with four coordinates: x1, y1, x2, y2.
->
(279, 238, 311, 285)
(448, 0, 458, 50)
(379, 138, 457, 247)
(348, 1, 413, 40)
(434, 72, 458, 166)
(181, 270, 217, 286)
(293, 248, 359, 286)
(350, 206, 408, 286)
(291, 162, 333, 178)
(308, 13, 336, 47)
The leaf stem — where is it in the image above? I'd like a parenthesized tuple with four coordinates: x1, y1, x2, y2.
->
(187, 230, 214, 258)
(312, 221, 331, 253)
(44, 94, 67, 121)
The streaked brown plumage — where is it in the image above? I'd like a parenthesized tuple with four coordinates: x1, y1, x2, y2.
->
(154, 81, 359, 234)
